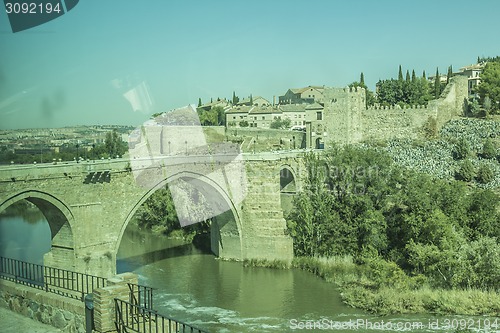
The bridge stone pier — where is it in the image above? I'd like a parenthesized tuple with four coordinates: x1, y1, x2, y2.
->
(0, 151, 305, 278)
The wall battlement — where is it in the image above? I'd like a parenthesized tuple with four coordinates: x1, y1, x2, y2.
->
(314, 75, 468, 146)
(366, 104, 429, 111)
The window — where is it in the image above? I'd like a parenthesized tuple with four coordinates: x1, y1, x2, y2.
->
(262, 116, 265, 120)
(316, 112, 322, 120)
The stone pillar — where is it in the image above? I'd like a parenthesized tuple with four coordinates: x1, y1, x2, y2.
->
(93, 272, 138, 333)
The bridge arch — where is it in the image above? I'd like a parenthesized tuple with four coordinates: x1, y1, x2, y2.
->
(279, 164, 298, 218)
(116, 170, 243, 260)
(279, 164, 297, 193)
(0, 190, 76, 269)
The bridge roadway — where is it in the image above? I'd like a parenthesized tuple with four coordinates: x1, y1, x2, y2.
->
(0, 149, 310, 175)
(0, 150, 308, 278)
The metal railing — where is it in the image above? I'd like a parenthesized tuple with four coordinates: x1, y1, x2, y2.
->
(128, 282, 154, 310)
(0, 256, 106, 301)
(115, 298, 210, 333)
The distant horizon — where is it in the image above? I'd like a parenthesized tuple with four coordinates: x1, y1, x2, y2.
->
(2, 0, 500, 130)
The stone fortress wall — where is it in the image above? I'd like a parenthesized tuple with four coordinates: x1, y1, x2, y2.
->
(320, 75, 468, 147)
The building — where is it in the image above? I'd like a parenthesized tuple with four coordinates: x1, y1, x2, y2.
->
(278, 86, 324, 104)
(198, 99, 231, 111)
(456, 63, 485, 97)
(247, 106, 280, 128)
(278, 104, 309, 127)
(236, 96, 271, 107)
(225, 106, 251, 126)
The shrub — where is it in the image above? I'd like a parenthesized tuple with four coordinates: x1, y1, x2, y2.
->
(476, 163, 494, 184)
(455, 159, 475, 182)
(481, 138, 497, 159)
(453, 137, 471, 160)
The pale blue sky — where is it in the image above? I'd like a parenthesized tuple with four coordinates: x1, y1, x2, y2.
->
(1, 0, 500, 129)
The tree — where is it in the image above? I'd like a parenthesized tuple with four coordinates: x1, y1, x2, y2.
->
(104, 130, 127, 158)
(482, 138, 496, 159)
(398, 65, 403, 81)
(456, 159, 475, 182)
(468, 98, 481, 117)
(232, 91, 239, 105)
(434, 67, 442, 98)
(136, 187, 178, 231)
(405, 70, 411, 83)
(477, 61, 500, 114)
(476, 163, 494, 184)
(239, 120, 249, 127)
(198, 107, 218, 126)
(270, 117, 291, 129)
(447, 65, 453, 84)
(198, 98, 202, 107)
(249, 94, 253, 105)
(350, 73, 376, 107)
(453, 137, 470, 160)
(483, 95, 492, 117)
(212, 106, 226, 126)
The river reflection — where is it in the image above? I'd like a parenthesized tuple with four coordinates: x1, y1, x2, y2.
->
(0, 203, 51, 264)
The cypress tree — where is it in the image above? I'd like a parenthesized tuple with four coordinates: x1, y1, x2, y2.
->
(434, 67, 441, 98)
(398, 65, 403, 81)
(411, 70, 417, 83)
(198, 98, 202, 107)
(250, 94, 253, 105)
(360, 72, 365, 86)
(405, 70, 411, 82)
(422, 70, 426, 79)
(447, 65, 453, 84)
(232, 91, 237, 105)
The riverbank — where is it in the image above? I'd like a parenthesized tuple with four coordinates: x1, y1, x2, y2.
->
(244, 256, 500, 316)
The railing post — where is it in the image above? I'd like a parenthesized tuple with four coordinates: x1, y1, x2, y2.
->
(93, 273, 138, 333)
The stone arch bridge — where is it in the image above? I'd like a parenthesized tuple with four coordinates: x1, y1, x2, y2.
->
(0, 152, 305, 278)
